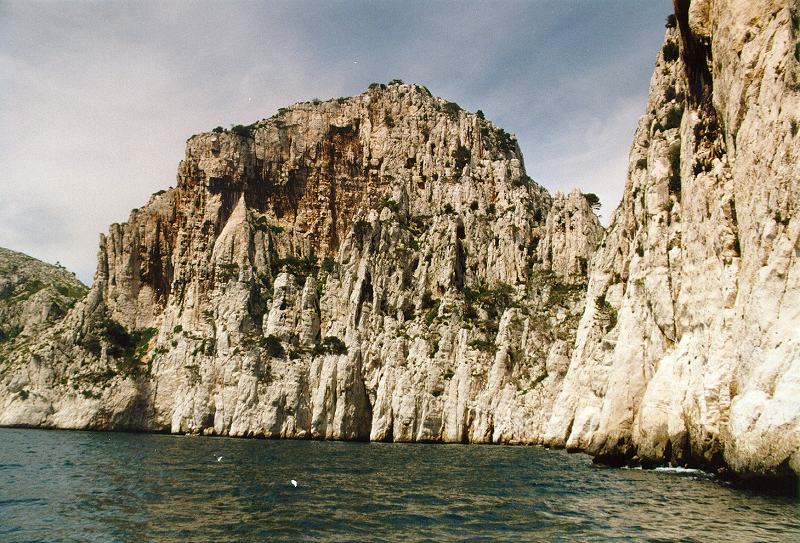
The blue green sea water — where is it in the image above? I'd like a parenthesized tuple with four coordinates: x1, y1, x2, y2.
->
(0, 428, 797, 542)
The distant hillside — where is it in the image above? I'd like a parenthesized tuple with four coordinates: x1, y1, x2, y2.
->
(0, 247, 88, 345)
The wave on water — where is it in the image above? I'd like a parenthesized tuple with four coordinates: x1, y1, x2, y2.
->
(619, 464, 715, 479)
(653, 466, 713, 477)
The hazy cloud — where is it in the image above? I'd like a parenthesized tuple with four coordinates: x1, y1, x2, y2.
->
(0, 0, 673, 283)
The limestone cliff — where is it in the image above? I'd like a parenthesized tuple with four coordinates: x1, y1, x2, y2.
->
(544, 0, 800, 484)
(0, 82, 602, 444)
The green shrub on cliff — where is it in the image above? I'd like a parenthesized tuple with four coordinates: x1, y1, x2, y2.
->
(0, 326, 21, 344)
(490, 127, 516, 154)
(583, 193, 601, 210)
(468, 339, 496, 352)
(321, 256, 335, 274)
(442, 101, 461, 116)
(271, 255, 319, 282)
(452, 145, 471, 173)
(463, 282, 515, 319)
(79, 319, 157, 375)
(230, 124, 256, 138)
(662, 41, 680, 62)
(595, 293, 618, 330)
(260, 335, 285, 358)
(313, 336, 348, 356)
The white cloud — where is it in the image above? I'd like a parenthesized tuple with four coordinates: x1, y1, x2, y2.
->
(524, 96, 646, 223)
(0, 0, 673, 282)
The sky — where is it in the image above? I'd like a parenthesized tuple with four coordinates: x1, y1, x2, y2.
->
(0, 0, 673, 284)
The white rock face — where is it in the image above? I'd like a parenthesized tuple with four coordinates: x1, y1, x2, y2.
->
(545, 1, 800, 482)
(0, 83, 601, 448)
(537, 190, 603, 281)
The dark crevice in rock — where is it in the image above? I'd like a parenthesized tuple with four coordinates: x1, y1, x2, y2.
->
(141, 220, 173, 304)
(591, 435, 636, 468)
(673, 0, 713, 107)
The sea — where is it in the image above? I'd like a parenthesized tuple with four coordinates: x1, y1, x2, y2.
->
(0, 428, 797, 542)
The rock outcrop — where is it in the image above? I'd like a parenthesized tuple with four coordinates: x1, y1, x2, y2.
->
(0, 82, 602, 445)
(1, 0, 799, 488)
(0, 247, 87, 342)
(545, 0, 800, 484)
(537, 189, 604, 282)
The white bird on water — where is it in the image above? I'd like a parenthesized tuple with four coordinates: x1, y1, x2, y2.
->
(216, 456, 223, 462)
(291, 479, 298, 487)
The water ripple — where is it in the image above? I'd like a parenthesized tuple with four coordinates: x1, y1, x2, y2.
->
(0, 428, 797, 542)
